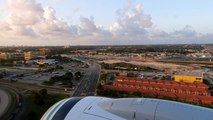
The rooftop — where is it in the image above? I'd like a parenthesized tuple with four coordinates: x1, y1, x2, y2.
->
(175, 71, 203, 77)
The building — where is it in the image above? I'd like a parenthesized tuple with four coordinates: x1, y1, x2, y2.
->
(0, 52, 24, 60)
(173, 71, 203, 83)
(24, 51, 48, 60)
(0, 52, 8, 60)
(8, 52, 24, 60)
(39, 48, 51, 55)
(103, 76, 213, 104)
(24, 51, 41, 60)
(24, 52, 32, 60)
(33, 59, 58, 65)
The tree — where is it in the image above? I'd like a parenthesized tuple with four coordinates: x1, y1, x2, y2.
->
(0, 59, 14, 66)
(33, 92, 44, 105)
(127, 72, 137, 77)
(69, 81, 73, 88)
(55, 65, 64, 69)
(25, 110, 37, 120)
(65, 72, 73, 78)
(133, 91, 142, 97)
(0, 74, 3, 79)
(39, 89, 47, 96)
(75, 71, 82, 80)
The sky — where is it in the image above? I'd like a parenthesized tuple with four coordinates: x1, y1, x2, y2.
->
(0, 0, 213, 46)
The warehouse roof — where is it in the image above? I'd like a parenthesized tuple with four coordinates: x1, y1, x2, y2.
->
(175, 71, 203, 77)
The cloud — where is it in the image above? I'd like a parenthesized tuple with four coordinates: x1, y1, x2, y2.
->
(0, 0, 78, 43)
(6, 0, 43, 25)
(50, 0, 62, 2)
(0, 0, 212, 45)
(80, 16, 97, 32)
(36, 6, 78, 38)
(110, 4, 151, 38)
(108, 3, 213, 45)
(0, 0, 109, 45)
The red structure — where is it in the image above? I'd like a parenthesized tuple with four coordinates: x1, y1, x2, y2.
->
(103, 76, 213, 104)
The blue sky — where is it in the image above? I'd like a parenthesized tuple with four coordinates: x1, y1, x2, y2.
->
(0, 0, 212, 45)
(36, 0, 213, 33)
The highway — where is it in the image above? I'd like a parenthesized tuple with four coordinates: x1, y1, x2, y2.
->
(63, 55, 101, 96)
(86, 63, 101, 96)
(71, 67, 92, 96)
(72, 62, 101, 96)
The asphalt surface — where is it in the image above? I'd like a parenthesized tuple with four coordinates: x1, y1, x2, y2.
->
(0, 86, 20, 120)
(72, 62, 101, 96)
(205, 77, 213, 85)
(0, 89, 10, 118)
(87, 63, 101, 96)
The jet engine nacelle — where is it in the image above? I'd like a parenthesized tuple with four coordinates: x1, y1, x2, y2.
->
(41, 96, 213, 120)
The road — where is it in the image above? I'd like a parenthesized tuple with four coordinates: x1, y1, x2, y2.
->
(157, 60, 213, 65)
(72, 62, 101, 96)
(0, 86, 20, 120)
(86, 63, 101, 96)
(205, 77, 213, 85)
(0, 89, 10, 118)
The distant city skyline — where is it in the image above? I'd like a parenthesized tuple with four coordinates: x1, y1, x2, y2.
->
(0, 0, 213, 46)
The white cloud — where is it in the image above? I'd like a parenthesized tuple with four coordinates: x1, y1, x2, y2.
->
(0, 0, 212, 45)
(7, 0, 43, 25)
(43, 7, 56, 20)
(110, 4, 152, 36)
(79, 16, 97, 32)
(0, 0, 78, 44)
(108, 3, 213, 44)
(50, 0, 62, 2)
